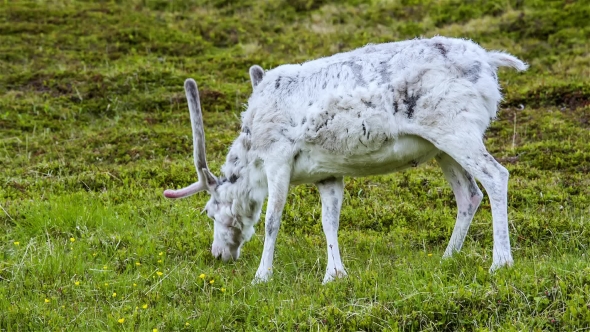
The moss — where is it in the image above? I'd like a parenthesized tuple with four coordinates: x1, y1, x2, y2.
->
(508, 82, 590, 109)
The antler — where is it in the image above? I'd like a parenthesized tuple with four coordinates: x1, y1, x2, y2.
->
(164, 79, 217, 199)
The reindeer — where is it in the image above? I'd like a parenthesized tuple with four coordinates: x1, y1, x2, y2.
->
(164, 36, 527, 283)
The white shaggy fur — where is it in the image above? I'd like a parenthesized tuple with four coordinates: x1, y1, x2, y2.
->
(164, 36, 527, 283)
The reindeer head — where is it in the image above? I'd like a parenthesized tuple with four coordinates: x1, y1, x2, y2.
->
(163, 79, 258, 261)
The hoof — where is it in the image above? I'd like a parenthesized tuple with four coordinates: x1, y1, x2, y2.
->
(322, 269, 348, 284)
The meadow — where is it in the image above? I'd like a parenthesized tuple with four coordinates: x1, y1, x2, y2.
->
(1, 0, 589, 330)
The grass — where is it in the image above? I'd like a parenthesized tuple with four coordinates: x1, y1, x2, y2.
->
(1, 0, 589, 330)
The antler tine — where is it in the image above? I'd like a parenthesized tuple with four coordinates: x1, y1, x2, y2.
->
(163, 79, 213, 199)
(184, 78, 210, 180)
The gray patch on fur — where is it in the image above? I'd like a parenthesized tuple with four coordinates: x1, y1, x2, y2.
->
(242, 138, 251, 150)
(282, 76, 297, 90)
(363, 100, 375, 108)
(404, 94, 420, 119)
(378, 60, 390, 84)
(331, 197, 338, 211)
(229, 154, 239, 165)
(280, 128, 295, 143)
(265, 215, 279, 238)
(343, 60, 367, 87)
(490, 69, 498, 82)
(464, 171, 480, 198)
(434, 42, 447, 57)
(463, 61, 481, 83)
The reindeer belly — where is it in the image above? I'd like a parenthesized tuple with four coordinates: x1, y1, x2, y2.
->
(292, 86, 439, 184)
(291, 135, 438, 184)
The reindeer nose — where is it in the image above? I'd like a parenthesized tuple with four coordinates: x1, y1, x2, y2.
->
(212, 245, 239, 262)
(211, 245, 223, 260)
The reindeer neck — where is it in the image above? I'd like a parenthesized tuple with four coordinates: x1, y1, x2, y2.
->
(219, 133, 268, 220)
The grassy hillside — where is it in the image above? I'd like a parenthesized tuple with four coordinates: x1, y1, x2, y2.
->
(1, 0, 589, 330)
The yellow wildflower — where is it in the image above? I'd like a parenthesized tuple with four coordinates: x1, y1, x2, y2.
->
(13, 241, 19, 246)
(104, 283, 109, 286)
(44, 298, 50, 303)
(185, 322, 190, 326)
(157, 260, 162, 263)
(70, 237, 75, 242)
(142, 304, 148, 309)
(427, 253, 433, 257)
(112, 292, 117, 297)
(209, 279, 214, 285)
(133, 283, 137, 287)
(135, 262, 141, 266)
(156, 271, 163, 276)
(221, 287, 226, 292)
(153, 329, 158, 332)
(103, 266, 108, 270)
(75, 281, 80, 286)
(159, 252, 163, 256)
(117, 318, 125, 324)
(199, 273, 205, 279)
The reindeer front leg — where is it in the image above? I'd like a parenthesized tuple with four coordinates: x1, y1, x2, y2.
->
(253, 163, 291, 283)
(316, 177, 347, 283)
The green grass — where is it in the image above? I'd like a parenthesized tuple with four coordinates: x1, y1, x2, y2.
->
(1, 0, 589, 330)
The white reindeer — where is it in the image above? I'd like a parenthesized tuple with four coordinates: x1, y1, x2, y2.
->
(164, 36, 527, 283)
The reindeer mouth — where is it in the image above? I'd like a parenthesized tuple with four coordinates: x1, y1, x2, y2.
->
(212, 245, 239, 262)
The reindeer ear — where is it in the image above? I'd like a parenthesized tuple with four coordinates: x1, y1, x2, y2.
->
(249, 65, 264, 89)
(202, 168, 219, 191)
